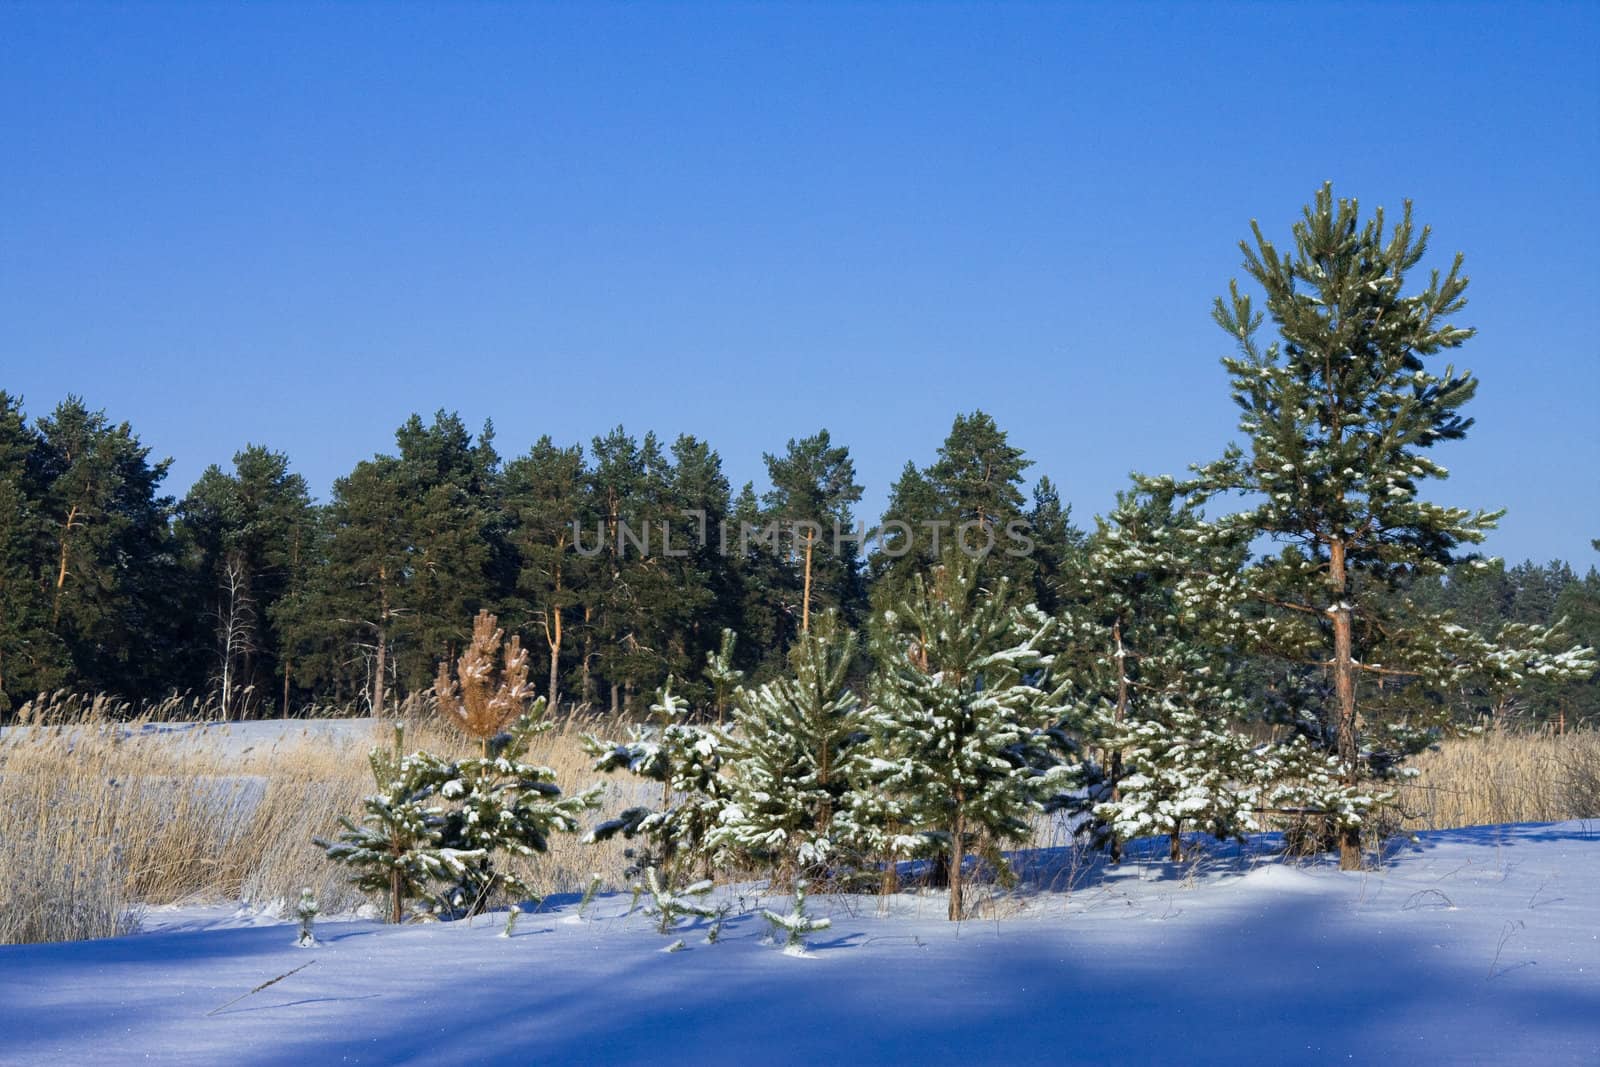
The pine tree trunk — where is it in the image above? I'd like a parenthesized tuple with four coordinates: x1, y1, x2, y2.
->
(801, 527, 815, 634)
(1329, 537, 1362, 870)
(389, 865, 403, 925)
(52, 503, 78, 627)
(947, 810, 965, 922)
(581, 605, 594, 703)
(1170, 827, 1182, 862)
(546, 605, 562, 711)
(373, 627, 387, 718)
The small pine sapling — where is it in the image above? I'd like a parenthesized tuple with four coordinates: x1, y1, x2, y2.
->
(582, 680, 733, 880)
(705, 902, 732, 945)
(316, 725, 485, 923)
(294, 888, 320, 948)
(642, 867, 718, 937)
(437, 712, 602, 916)
(761, 880, 831, 955)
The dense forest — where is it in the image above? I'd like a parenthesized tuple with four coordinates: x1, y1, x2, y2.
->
(1, 390, 1595, 728)
(0, 394, 1082, 717)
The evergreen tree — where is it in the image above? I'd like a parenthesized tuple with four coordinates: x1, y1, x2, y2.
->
(32, 396, 185, 697)
(318, 725, 483, 923)
(714, 613, 868, 885)
(0, 393, 63, 710)
(1195, 185, 1594, 867)
(761, 879, 831, 954)
(581, 681, 733, 879)
(763, 430, 865, 634)
(503, 438, 589, 709)
(727, 481, 791, 680)
(871, 412, 1040, 613)
(319, 713, 597, 922)
(852, 560, 1076, 920)
(178, 445, 314, 716)
(1061, 481, 1261, 862)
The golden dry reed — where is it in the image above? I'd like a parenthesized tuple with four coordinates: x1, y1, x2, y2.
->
(1400, 729, 1600, 831)
(0, 695, 638, 945)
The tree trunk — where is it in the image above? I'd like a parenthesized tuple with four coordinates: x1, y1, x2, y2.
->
(947, 810, 965, 922)
(1329, 537, 1362, 870)
(801, 527, 815, 634)
(581, 604, 594, 703)
(1169, 827, 1182, 862)
(389, 865, 403, 925)
(545, 602, 563, 712)
(51, 504, 78, 626)
(373, 626, 387, 718)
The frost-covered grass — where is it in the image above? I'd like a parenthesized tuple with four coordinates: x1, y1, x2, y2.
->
(1, 821, 1596, 1065)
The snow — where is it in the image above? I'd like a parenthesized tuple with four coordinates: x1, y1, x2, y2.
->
(0, 716, 379, 761)
(1, 822, 1596, 1065)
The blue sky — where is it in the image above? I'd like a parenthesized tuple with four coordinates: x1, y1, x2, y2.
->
(3, 2, 1596, 565)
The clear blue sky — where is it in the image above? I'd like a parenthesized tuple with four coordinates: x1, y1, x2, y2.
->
(3, 2, 1596, 565)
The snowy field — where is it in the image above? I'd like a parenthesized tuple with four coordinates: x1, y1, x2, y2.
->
(0, 716, 379, 761)
(1, 821, 1595, 1066)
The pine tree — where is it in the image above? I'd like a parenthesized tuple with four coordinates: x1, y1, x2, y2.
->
(761, 879, 831, 954)
(581, 681, 733, 879)
(852, 560, 1076, 920)
(640, 866, 717, 937)
(763, 430, 865, 634)
(294, 888, 320, 948)
(319, 715, 598, 922)
(318, 725, 483, 923)
(435, 712, 602, 915)
(1195, 185, 1595, 867)
(178, 445, 314, 716)
(871, 412, 1040, 614)
(32, 396, 185, 697)
(1062, 482, 1263, 862)
(714, 614, 868, 886)
(704, 628, 744, 724)
(0, 393, 64, 711)
(504, 437, 589, 710)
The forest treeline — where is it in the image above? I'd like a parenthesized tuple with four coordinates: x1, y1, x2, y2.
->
(0, 395, 1086, 718)
(1, 390, 1596, 727)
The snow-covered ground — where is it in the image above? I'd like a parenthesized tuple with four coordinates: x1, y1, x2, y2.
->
(2, 821, 1595, 1066)
(0, 716, 380, 761)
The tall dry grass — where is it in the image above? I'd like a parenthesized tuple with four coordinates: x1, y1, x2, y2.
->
(0, 697, 639, 945)
(1400, 730, 1600, 830)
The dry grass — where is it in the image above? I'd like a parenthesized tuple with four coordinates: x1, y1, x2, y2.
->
(1400, 730, 1600, 831)
(0, 696, 641, 945)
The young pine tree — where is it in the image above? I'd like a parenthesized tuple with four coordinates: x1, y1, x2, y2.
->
(853, 561, 1076, 920)
(581, 681, 733, 880)
(713, 613, 868, 887)
(1065, 482, 1266, 862)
